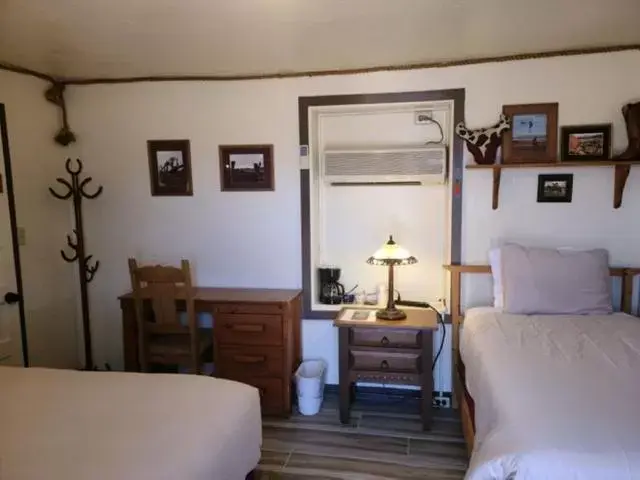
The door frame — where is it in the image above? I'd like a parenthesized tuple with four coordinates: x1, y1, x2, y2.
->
(0, 104, 29, 366)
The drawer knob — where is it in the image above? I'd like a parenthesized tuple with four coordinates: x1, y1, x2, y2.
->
(380, 360, 389, 370)
(380, 336, 389, 346)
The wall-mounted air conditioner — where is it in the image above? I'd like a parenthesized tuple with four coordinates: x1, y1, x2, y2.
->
(322, 145, 447, 186)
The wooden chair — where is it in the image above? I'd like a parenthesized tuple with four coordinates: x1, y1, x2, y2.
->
(128, 258, 212, 374)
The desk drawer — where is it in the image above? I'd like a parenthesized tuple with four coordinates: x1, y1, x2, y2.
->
(218, 346, 283, 377)
(216, 314, 283, 346)
(351, 328, 420, 349)
(239, 377, 283, 415)
(350, 348, 422, 374)
(215, 303, 283, 315)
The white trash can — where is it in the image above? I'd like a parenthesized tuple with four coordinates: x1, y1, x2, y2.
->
(295, 359, 326, 416)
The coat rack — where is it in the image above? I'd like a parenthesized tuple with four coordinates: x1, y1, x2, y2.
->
(49, 158, 103, 370)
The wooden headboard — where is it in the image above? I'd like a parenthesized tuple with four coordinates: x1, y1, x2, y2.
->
(443, 264, 640, 409)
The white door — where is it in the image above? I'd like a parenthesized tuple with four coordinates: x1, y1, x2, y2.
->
(0, 105, 26, 367)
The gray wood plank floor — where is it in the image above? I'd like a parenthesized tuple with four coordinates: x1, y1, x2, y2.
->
(257, 393, 468, 479)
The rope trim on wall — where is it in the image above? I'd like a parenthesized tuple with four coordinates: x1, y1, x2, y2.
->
(61, 44, 640, 85)
(0, 61, 55, 82)
(1, 43, 639, 146)
(2, 44, 637, 86)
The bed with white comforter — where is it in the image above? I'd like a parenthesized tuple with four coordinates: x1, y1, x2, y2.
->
(461, 307, 640, 480)
(0, 367, 261, 480)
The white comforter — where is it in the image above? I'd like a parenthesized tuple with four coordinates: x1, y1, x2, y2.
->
(461, 307, 640, 480)
(0, 367, 261, 480)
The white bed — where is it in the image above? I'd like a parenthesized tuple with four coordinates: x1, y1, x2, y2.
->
(461, 307, 640, 480)
(0, 367, 261, 480)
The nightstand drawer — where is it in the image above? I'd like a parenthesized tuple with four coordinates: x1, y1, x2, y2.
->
(216, 314, 283, 346)
(350, 348, 422, 374)
(351, 328, 420, 349)
(218, 346, 283, 377)
(351, 371, 421, 386)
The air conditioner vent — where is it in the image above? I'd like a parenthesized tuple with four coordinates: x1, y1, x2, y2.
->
(322, 146, 447, 185)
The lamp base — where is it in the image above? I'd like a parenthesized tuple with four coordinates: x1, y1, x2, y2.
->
(375, 308, 407, 321)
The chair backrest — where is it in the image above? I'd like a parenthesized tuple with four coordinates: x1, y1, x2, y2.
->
(128, 258, 196, 335)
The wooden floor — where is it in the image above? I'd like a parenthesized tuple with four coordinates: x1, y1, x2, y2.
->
(256, 392, 468, 479)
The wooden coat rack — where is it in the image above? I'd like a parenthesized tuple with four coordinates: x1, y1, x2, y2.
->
(49, 158, 103, 370)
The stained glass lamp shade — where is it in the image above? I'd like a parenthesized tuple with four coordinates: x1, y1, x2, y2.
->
(367, 236, 417, 320)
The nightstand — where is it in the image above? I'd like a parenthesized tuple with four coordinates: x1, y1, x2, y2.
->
(334, 306, 438, 430)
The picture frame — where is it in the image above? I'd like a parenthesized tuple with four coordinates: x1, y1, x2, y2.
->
(560, 124, 611, 162)
(502, 103, 559, 164)
(219, 144, 274, 191)
(147, 139, 193, 196)
(537, 174, 573, 203)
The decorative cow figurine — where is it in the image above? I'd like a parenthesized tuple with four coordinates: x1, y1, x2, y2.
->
(455, 114, 510, 165)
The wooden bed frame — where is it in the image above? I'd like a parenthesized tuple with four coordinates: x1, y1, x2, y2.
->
(444, 264, 640, 456)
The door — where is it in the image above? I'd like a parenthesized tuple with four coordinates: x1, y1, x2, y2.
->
(0, 104, 28, 367)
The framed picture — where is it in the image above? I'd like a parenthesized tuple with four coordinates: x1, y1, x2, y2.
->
(502, 103, 559, 164)
(537, 174, 573, 203)
(219, 144, 274, 191)
(560, 124, 611, 162)
(147, 139, 192, 196)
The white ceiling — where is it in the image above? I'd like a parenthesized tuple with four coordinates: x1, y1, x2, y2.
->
(1, 0, 639, 81)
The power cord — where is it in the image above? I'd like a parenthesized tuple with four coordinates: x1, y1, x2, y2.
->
(422, 117, 445, 147)
(394, 299, 446, 371)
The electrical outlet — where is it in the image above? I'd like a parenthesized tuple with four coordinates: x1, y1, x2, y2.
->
(17, 227, 26, 246)
(415, 110, 434, 124)
(432, 391, 452, 408)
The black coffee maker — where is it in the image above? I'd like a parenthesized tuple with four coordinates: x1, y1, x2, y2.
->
(318, 266, 345, 305)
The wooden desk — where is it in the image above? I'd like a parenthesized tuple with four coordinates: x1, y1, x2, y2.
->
(334, 307, 438, 430)
(119, 287, 302, 416)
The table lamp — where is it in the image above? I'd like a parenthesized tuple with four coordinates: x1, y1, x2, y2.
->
(367, 235, 417, 320)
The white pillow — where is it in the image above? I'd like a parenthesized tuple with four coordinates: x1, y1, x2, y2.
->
(500, 244, 612, 315)
(488, 247, 503, 309)
(489, 244, 590, 309)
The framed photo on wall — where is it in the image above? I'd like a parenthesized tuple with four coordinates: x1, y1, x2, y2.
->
(560, 124, 611, 162)
(219, 144, 274, 191)
(502, 103, 558, 164)
(537, 174, 573, 203)
(147, 139, 193, 196)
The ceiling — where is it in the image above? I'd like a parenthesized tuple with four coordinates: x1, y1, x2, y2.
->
(1, 0, 639, 81)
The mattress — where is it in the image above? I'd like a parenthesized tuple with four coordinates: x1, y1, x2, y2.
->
(0, 367, 261, 480)
(461, 307, 640, 480)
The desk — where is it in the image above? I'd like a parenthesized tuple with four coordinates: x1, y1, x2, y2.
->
(119, 287, 302, 416)
(334, 307, 438, 430)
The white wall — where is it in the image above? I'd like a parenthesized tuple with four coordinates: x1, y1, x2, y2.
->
(67, 50, 640, 387)
(0, 71, 79, 367)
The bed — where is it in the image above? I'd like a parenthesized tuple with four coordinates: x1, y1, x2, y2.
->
(446, 254, 640, 480)
(0, 366, 261, 480)
(461, 307, 640, 479)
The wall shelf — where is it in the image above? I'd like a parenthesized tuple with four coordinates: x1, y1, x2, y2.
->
(466, 160, 640, 210)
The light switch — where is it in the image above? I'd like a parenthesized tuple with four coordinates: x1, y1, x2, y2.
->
(17, 227, 26, 246)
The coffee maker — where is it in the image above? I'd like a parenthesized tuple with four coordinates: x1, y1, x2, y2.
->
(318, 266, 345, 305)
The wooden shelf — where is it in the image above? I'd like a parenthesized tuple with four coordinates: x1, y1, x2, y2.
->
(467, 160, 640, 169)
(466, 160, 640, 210)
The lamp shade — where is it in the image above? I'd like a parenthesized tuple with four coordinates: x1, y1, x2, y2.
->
(366, 235, 418, 266)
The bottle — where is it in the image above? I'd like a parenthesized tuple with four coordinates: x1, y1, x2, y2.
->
(377, 283, 387, 307)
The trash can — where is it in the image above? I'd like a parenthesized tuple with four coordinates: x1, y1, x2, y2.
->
(295, 359, 326, 416)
